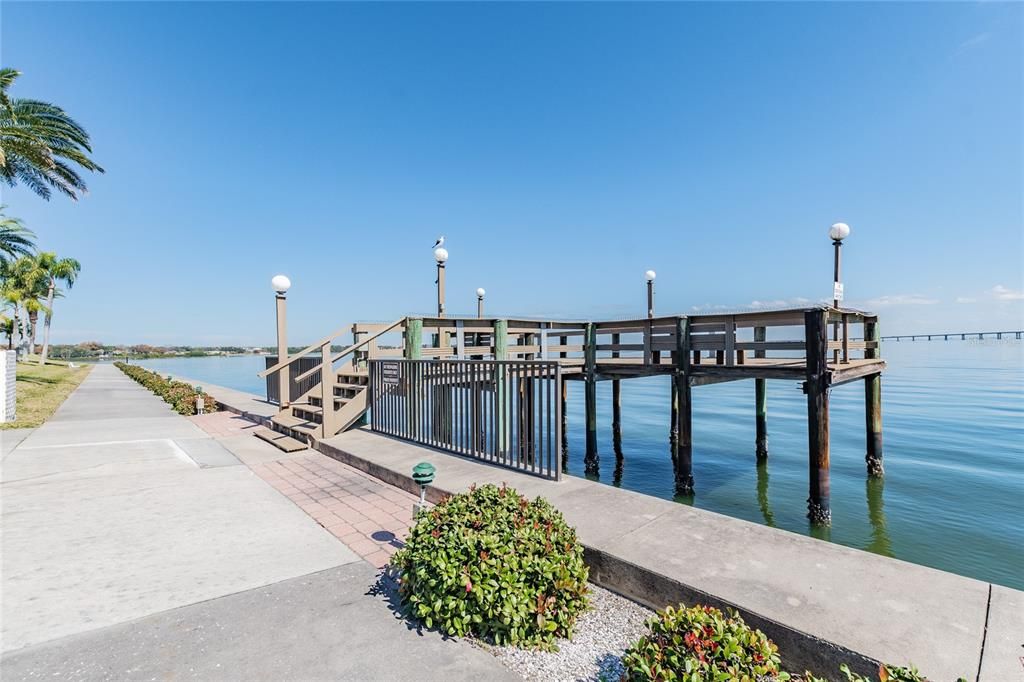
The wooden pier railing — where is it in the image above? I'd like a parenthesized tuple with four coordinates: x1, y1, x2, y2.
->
(260, 305, 885, 526)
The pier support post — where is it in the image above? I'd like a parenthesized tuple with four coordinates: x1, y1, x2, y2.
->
(673, 317, 694, 494)
(584, 322, 599, 474)
(611, 379, 622, 439)
(673, 374, 693, 495)
(754, 326, 768, 460)
(864, 318, 884, 477)
(611, 332, 622, 440)
(805, 310, 831, 525)
(670, 381, 679, 444)
(755, 380, 768, 460)
(865, 375, 884, 476)
(560, 380, 569, 467)
(494, 319, 509, 453)
(404, 318, 423, 438)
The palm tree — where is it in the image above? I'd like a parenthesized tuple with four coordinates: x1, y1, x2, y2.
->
(0, 68, 104, 201)
(0, 284, 24, 356)
(32, 252, 80, 365)
(0, 205, 35, 266)
(7, 252, 45, 354)
(0, 316, 12, 350)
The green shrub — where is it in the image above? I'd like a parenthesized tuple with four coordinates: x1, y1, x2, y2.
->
(621, 604, 786, 682)
(391, 483, 589, 649)
(114, 362, 216, 416)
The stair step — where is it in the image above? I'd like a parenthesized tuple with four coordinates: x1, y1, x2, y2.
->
(333, 382, 366, 391)
(271, 413, 320, 435)
(252, 426, 308, 453)
(337, 369, 368, 379)
(308, 396, 352, 407)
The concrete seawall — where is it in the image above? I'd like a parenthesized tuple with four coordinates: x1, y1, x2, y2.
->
(201, 381, 1023, 680)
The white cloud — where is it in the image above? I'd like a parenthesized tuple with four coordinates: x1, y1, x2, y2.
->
(955, 32, 991, 56)
(861, 294, 940, 307)
(691, 297, 820, 313)
(955, 296, 977, 304)
(989, 285, 1024, 301)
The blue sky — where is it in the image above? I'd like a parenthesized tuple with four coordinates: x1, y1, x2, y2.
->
(3, 1, 1021, 345)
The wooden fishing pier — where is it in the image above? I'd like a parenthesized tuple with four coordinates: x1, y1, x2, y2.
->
(258, 305, 884, 525)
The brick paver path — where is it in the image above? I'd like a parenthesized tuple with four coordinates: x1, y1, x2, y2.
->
(189, 411, 261, 438)
(189, 412, 418, 568)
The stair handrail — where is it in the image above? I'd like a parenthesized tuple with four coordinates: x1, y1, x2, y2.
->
(258, 324, 352, 379)
(291, 317, 406, 383)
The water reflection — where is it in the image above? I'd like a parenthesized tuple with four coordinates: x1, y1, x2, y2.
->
(612, 428, 624, 486)
(809, 521, 832, 543)
(865, 477, 894, 557)
(756, 461, 776, 527)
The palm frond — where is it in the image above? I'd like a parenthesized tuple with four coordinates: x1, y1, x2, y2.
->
(0, 69, 103, 200)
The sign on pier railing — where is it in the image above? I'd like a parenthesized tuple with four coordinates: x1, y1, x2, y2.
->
(369, 359, 563, 481)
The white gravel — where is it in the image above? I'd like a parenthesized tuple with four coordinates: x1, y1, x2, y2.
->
(485, 584, 653, 682)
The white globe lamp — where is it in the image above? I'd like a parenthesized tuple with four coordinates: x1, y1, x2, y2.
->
(271, 274, 291, 295)
(828, 222, 851, 242)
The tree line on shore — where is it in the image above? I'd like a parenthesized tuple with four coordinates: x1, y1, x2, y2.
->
(0, 67, 103, 363)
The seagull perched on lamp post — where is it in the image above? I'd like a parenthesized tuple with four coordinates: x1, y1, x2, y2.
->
(432, 235, 445, 249)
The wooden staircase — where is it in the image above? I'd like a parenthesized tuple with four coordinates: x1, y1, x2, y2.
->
(268, 362, 370, 443)
(255, 318, 406, 452)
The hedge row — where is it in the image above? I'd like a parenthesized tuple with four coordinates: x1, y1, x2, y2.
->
(114, 362, 217, 416)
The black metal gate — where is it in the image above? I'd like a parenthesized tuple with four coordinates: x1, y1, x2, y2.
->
(369, 359, 562, 480)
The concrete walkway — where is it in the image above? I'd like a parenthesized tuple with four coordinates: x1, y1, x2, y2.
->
(0, 365, 516, 680)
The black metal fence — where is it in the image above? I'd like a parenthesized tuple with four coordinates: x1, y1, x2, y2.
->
(265, 355, 323, 404)
(369, 359, 562, 480)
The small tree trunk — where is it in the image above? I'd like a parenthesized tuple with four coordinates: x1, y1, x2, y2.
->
(28, 309, 38, 355)
(12, 308, 22, 359)
(39, 283, 55, 365)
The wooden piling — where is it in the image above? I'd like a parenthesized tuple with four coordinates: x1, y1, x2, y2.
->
(612, 379, 622, 438)
(584, 322, 599, 473)
(611, 333, 622, 439)
(754, 326, 768, 461)
(804, 310, 831, 525)
(404, 318, 423, 359)
(404, 318, 423, 438)
(560, 380, 569, 467)
(494, 319, 509, 452)
(669, 380, 679, 444)
(864, 318, 884, 477)
(674, 318, 694, 494)
(674, 374, 694, 495)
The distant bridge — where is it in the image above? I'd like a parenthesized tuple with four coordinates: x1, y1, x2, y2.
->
(882, 330, 1023, 341)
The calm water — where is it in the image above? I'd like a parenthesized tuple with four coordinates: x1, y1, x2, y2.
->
(138, 341, 1024, 589)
